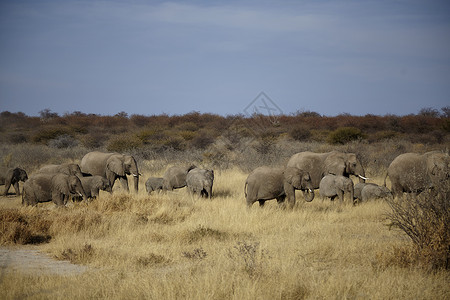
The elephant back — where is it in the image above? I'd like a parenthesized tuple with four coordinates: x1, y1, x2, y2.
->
(80, 151, 113, 176)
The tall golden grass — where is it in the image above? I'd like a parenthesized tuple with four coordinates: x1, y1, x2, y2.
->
(1, 168, 449, 299)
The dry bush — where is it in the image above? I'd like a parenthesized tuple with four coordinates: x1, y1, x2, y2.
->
(327, 127, 365, 144)
(386, 182, 450, 270)
(106, 134, 143, 152)
(0, 209, 51, 245)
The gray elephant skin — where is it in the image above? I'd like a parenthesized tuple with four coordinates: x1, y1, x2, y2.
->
(163, 165, 196, 191)
(244, 166, 314, 208)
(145, 177, 164, 194)
(287, 151, 366, 189)
(38, 163, 83, 177)
(384, 151, 449, 197)
(186, 168, 214, 198)
(0, 167, 28, 196)
(319, 174, 354, 203)
(80, 151, 140, 193)
(354, 183, 392, 203)
(22, 173, 87, 206)
(79, 175, 112, 200)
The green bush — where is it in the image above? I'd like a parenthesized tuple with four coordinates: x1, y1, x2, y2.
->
(327, 127, 364, 144)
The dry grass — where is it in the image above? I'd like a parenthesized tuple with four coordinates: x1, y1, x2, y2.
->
(1, 168, 449, 299)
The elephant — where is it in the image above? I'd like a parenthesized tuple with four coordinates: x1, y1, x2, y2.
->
(37, 163, 83, 177)
(319, 174, 354, 203)
(244, 166, 314, 208)
(0, 167, 28, 196)
(162, 165, 196, 191)
(286, 151, 367, 190)
(384, 151, 449, 198)
(145, 177, 164, 194)
(76, 175, 112, 200)
(80, 151, 140, 193)
(353, 183, 392, 203)
(22, 173, 87, 206)
(186, 168, 214, 198)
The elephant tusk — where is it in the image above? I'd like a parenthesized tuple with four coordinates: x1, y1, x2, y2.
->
(358, 175, 369, 180)
(132, 173, 139, 177)
(78, 193, 83, 197)
(308, 189, 313, 193)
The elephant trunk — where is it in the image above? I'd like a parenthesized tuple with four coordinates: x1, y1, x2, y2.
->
(78, 187, 88, 201)
(304, 189, 315, 202)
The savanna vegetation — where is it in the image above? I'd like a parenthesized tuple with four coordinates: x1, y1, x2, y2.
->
(0, 108, 449, 299)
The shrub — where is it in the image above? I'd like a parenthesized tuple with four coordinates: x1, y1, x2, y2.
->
(32, 127, 72, 144)
(327, 127, 364, 144)
(163, 136, 186, 151)
(48, 134, 79, 149)
(289, 125, 311, 141)
(190, 129, 216, 149)
(106, 134, 142, 152)
(386, 182, 450, 270)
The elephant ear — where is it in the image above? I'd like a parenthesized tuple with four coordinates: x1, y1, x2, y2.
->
(284, 167, 302, 189)
(107, 157, 125, 176)
(325, 154, 346, 176)
(53, 174, 70, 194)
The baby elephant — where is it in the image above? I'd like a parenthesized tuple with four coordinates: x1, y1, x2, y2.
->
(78, 175, 112, 200)
(354, 183, 393, 203)
(319, 174, 354, 203)
(245, 166, 314, 208)
(186, 168, 214, 198)
(1, 167, 28, 196)
(145, 177, 164, 194)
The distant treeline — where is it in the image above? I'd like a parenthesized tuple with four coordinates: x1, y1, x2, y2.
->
(1, 107, 449, 152)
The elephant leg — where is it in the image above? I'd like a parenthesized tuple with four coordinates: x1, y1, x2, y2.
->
(119, 176, 129, 192)
(258, 200, 265, 207)
(276, 195, 286, 204)
(52, 192, 65, 206)
(337, 190, 344, 202)
(330, 195, 336, 201)
(13, 182, 20, 195)
(3, 181, 11, 196)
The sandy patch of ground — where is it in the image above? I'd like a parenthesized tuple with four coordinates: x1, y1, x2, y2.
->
(0, 247, 88, 276)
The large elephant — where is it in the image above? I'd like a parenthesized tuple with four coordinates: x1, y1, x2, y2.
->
(37, 163, 83, 177)
(22, 173, 87, 206)
(186, 168, 214, 199)
(244, 166, 314, 208)
(319, 174, 354, 203)
(384, 151, 449, 197)
(286, 151, 367, 190)
(162, 165, 196, 191)
(80, 152, 140, 193)
(0, 167, 28, 196)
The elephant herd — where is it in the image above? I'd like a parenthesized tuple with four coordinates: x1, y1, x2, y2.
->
(0, 151, 214, 206)
(0, 150, 448, 208)
(245, 150, 449, 208)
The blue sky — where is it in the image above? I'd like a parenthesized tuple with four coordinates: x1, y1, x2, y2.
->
(0, 0, 449, 117)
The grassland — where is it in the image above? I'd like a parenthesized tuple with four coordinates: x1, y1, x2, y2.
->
(1, 168, 449, 299)
(0, 110, 449, 298)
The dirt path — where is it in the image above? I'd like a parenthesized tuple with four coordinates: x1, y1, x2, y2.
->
(0, 247, 88, 276)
